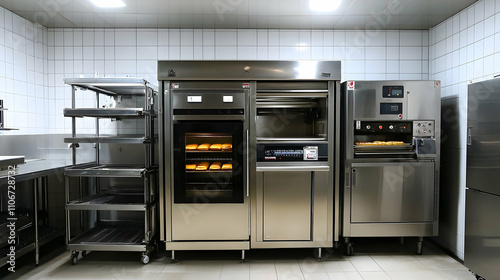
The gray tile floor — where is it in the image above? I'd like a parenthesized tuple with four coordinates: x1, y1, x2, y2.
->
(1, 238, 476, 280)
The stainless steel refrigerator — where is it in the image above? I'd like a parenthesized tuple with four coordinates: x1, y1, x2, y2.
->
(465, 79, 500, 280)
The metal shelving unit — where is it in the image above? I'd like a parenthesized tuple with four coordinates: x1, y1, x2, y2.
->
(63, 78, 158, 265)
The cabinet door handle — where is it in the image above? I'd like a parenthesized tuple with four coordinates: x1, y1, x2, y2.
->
(246, 129, 249, 197)
(352, 169, 357, 189)
(467, 126, 472, 146)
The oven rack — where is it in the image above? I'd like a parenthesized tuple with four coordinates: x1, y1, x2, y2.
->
(67, 224, 147, 252)
(63, 108, 153, 118)
(186, 189, 232, 192)
(185, 150, 233, 153)
(64, 136, 152, 144)
(186, 170, 233, 173)
(185, 182, 233, 185)
(186, 158, 232, 161)
(66, 194, 146, 211)
(64, 164, 153, 178)
(63, 78, 158, 97)
(353, 144, 412, 150)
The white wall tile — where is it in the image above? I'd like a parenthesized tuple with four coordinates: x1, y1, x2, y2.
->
(323, 31, 334, 46)
(137, 46, 158, 60)
(333, 31, 346, 46)
(238, 30, 257, 46)
(257, 30, 268, 46)
(311, 31, 323, 47)
(180, 30, 194, 46)
(475, 1, 486, 24)
(105, 29, 114, 46)
(115, 30, 136, 46)
(158, 30, 169, 45)
(485, 0, 496, 18)
(0, 8, 4, 29)
(299, 30, 311, 47)
(194, 30, 203, 46)
(137, 30, 158, 46)
(4, 8, 12, 31)
(180, 46, 194, 59)
(365, 60, 386, 74)
(386, 47, 399, 60)
(215, 30, 237, 46)
(400, 47, 422, 60)
(346, 60, 365, 73)
(280, 30, 300, 46)
(365, 47, 386, 60)
(215, 46, 237, 59)
(238, 46, 257, 60)
(115, 46, 137, 60)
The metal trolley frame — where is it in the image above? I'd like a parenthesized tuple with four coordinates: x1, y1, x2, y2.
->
(63, 78, 158, 264)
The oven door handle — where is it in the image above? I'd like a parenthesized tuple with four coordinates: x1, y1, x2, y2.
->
(256, 165, 329, 172)
(246, 129, 249, 197)
(173, 115, 245, 121)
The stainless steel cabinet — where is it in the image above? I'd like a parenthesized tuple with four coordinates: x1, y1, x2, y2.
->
(262, 171, 312, 241)
(350, 162, 435, 223)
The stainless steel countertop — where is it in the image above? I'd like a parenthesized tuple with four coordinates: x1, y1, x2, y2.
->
(0, 159, 73, 183)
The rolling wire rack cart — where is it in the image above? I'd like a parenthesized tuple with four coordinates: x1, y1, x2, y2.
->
(63, 78, 158, 264)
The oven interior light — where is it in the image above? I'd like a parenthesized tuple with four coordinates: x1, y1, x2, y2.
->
(309, 0, 341, 11)
(90, 0, 126, 8)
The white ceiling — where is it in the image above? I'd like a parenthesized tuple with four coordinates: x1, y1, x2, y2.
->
(0, 0, 478, 29)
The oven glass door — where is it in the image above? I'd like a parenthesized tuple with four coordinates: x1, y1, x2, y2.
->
(173, 121, 244, 203)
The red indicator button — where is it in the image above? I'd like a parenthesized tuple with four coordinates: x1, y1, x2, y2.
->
(379, 125, 383, 129)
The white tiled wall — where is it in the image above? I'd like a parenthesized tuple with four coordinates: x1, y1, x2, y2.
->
(0, 6, 49, 134)
(47, 28, 429, 133)
(429, 0, 500, 260)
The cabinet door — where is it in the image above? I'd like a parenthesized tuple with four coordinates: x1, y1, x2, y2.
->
(351, 162, 435, 223)
(263, 171, 311, 241)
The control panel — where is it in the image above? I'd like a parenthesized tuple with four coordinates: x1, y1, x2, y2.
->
(413, 120, 435, 137)
(264, 149, 303, 161)
(257, 143, 328, 162)
(355, 121, 412, 134)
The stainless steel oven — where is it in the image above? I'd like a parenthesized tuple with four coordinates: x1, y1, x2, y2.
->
(160, 80, 250, 259)
(159, 60, 341, 260)
(341, 80, 441, 255)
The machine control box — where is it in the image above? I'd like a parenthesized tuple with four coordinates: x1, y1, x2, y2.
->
(303, 146, 318, 161)
(257, 143, 327, 162)
(413, 120, 435, 137)
(355, 121, 412, 134)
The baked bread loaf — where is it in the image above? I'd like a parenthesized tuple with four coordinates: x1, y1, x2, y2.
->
(186, 144, 198, 150)
(222, 163, 232, 170)
(209, 161, 222, 170)
(195, 162, 210, 171)
(210, 144, 222, 151)
(197, 143, 210, 151)
(222, 143, 232, 151)
(186, 164, 196, 170)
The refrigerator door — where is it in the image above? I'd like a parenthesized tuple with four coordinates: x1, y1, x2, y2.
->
(467, 79, 500, 196)
(465, 189, 500, 279)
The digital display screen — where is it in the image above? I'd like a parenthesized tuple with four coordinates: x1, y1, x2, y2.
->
(380, 103, 403, 115)
(383, 86, 404, 98)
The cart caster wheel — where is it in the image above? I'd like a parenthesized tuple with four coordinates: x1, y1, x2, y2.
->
(81, 251, 87, 258)
(141, 255, 150, 264)
(416, 241, 423, 255)
(346, 243, 354, 256)
(475, 274, 485, 280)
(71, 254, 78, 265)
